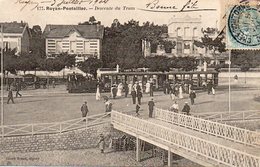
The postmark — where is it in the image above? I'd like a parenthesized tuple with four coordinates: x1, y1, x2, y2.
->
(227, 5, 260, 49)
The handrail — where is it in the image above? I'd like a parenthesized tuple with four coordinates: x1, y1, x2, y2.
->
(194, 110, 260, 121)
(154, 108, 260, 147)
(111, 111, 260, 167)
(0, 113, 111, 137)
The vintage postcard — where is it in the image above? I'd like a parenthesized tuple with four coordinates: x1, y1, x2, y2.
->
(0, 0, 260, 166)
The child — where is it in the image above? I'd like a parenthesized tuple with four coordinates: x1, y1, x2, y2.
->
(136, 104, 140, 116)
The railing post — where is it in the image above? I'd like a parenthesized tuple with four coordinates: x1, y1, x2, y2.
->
(85, 117, 88, 129)
(168, 148, 173, 167)
(242, 112, 245, 121)
(136, 137, 141, 162)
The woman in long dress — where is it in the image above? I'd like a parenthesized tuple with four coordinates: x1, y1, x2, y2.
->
(145, 82, 150, 93)
(128, 82, 133, 95)
(96, 85, 101, 100)
(179, 85, 183, 99)
(117, 83, 123, 97)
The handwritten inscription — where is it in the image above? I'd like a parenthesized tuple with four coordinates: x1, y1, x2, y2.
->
(15, 0, 110, 11)
(143, 0, 215, 12)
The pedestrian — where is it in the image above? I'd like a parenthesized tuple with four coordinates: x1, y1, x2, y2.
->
(150, 82, 154, 97)
(163, 81, 167, 94)
(234, 75, 238, 83)
(111, 84, 117, 99)
(145, 81, 150, 93)
(96, 85, 101, 100)
(104, 98, 112, 113)
(7, 88, 14, 104)
(117, 83, 123, 97)
(179, 84, 183, 99)
(166, 80, 170, 94)
(212, 86, 216, 95)
(124, 82, 129, 97)
(97, 134, 105, 153)
(128, 82, 133, 95)
(148, 98, 155, 118)
(52, 79, 56, 88)
(189, 90, 196, 105)
(15, 81, 22, 98)
(81, 101, 89, 121)
(170, 101, 179, 113)
(136, 104, 140, 116)
(131, 89, 136, 104)
(137, 90, 142, 105)
(207, 81, 213, 95)
(138, 81, 143, 93)
(182, 102, 191, 115)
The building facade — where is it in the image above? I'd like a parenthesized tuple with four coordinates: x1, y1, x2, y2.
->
(0, 22, 31, 54)
(168, 15, 202, 57)
(43, 24, 104, 62)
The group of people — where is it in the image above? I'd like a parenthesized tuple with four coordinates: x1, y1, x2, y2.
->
(108, 80, 154, 100)
(169, 101, 191, 115)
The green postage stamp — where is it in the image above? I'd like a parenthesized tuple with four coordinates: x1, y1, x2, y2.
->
(227, 5, 260, 49)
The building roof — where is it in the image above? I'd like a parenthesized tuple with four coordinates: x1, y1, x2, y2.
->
(43, 24, 104, 39)
(168, 15, 202, 26)
(0, 22, 28, 34)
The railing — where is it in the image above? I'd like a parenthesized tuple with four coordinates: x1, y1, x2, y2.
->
(154, 108, 260, 148)
(111, 111, 260, 167)
(193, 110, 260, 122)
(0, 113, 111, 137)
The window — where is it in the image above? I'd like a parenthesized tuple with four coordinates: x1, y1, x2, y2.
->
(176, 27, 181, 37)
(184, 27, 190, 37)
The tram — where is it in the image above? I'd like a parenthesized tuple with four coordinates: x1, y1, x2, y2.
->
(98, 70, 219, 90)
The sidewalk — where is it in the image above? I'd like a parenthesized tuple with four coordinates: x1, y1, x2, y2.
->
(0, 148, 201, 167)
(1, 85, 68, 98)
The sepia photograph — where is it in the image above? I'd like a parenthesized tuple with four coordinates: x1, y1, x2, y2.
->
(0, 0, 260, 166)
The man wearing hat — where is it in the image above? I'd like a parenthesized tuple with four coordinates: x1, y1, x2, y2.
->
(182, 102, 191, 115)
(148, 98, 155, 118)
(81, 101, 89, 121)
(97, 134, 105, 153)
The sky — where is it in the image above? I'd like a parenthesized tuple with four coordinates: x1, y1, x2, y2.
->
(0, 0, 225, 30)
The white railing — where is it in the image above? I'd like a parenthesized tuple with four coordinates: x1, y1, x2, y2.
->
(0, 113, 111, 137)
(194, 110, 260, 122)
(154, 108, 260, 148)
(111, 111, 260, 167)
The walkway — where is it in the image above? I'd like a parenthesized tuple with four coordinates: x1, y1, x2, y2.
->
(111, 108, 260, 167)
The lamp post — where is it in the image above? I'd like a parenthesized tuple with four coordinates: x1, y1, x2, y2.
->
(1, 24, 4, 126)
(228, 49, 231, 114)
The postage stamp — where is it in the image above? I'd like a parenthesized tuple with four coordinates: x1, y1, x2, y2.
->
(227, 5, 260, 49)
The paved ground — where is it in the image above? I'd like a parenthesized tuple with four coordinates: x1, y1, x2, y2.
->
(2, 78, 260, 125)
(1, 77, 260, 166)
(0, 148, 203, 167)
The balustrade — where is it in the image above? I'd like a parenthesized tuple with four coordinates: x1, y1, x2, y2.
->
(111, 111, 260, 167)
(154, 108, 260, 147)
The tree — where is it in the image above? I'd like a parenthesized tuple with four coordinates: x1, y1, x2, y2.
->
(1, 48, 19, 74)
(79, 16, 101, 25)
(194, 27, 226, 65)
(176, 57, 198, 71)
(78, 57, 103, 78)
(144, 56, 171, 72)
(231, 50, 260, 84)
(29, 25, 45, 56)
(17, 53, 41, 74)
(57, 53, 76, 68)
(102, 19, 170, 69)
